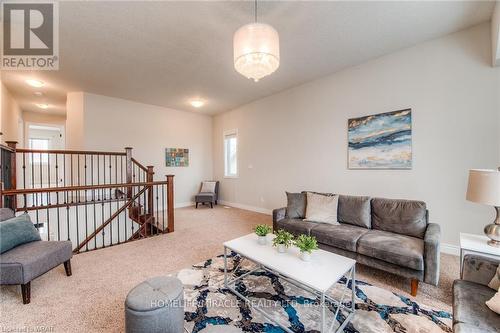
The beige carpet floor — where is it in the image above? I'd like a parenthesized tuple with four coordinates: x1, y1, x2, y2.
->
(0, 205, 458, 332)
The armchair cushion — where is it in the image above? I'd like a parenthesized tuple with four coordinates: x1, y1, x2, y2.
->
(0, 240, 72, 284)
(462, 255, 499, 287)
(0, 208, 15, 222)
(424, 223, 441, 286)
(453, 280, 499, 332)
(0, 214, 41, 254)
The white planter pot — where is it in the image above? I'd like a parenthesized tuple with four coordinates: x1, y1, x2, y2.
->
(277, 244, 287, 253)
(257, 236, 267, 245)
(300, 251, 311, 262)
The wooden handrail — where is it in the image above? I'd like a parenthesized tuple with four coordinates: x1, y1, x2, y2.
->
(2, 181, 169, 195)
(16, 148, 126, 156)
(0, 144, 15, 153)
(131, 157, 148, 172)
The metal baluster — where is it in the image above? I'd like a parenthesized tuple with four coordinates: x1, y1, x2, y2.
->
(46, 153, 51, 240)
(101, 187, 105, 248)
(109, 155, 112, 245)
(155, 185, 159, 235)
(162, 183, 165, 232)
(84, 155, 88, 251)
(56, 154, 61, 241)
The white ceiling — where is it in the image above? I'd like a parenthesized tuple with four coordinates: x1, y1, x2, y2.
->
(1, 1, 495, 116)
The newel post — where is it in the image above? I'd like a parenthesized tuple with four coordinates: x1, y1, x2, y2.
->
(166, 174, 174, 233)
(5, 141, 17, 211)
(146, 166, 154, 215)
(125, 147, 132, 198)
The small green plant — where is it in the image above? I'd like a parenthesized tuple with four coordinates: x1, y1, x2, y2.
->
(254, 224, 272, 237)
(272, 229, 294, 248)
(294, 234, 318, 253)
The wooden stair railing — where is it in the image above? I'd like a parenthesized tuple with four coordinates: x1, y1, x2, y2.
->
(0, 142, 175, 253)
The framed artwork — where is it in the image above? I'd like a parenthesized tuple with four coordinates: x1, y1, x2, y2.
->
(165, 148, 189, 167)
(348, 109, 412, 169)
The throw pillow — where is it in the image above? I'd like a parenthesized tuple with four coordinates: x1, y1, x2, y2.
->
(0, 214, 41, 254)
(285, 192, 306, 219)
(200, 181, 216, 193)
(488, 265, 500, 291)
(304, 192, 339, 224)
(486, 291, 500, 314)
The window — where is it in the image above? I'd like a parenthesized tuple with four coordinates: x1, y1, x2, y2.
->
(224, 130, 238, 177)
(29, 138, 50, 163)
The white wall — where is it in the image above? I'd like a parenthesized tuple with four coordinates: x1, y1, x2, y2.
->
(1, 81, 23, 144)
(492, 1, 500, 66)
(68, 92, 213, 206)
(65, 92, 85, 150)
(213, 23, 500, 248)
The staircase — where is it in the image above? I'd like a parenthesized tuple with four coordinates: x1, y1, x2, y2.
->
(0, 142, 174, 253)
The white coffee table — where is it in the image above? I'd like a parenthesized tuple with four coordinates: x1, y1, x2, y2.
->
(223, 233, 356, 333)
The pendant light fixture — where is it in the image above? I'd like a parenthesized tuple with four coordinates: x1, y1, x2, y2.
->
(233, 0, 280, 82)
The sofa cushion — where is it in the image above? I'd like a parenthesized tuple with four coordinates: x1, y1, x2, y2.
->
(357, 229, 424, 270)
(371, 198, 427, 239)
(453, 280, 500, 332)
(338, 195, 371, 228)
(304, 192, 339, 224)
(275, 218, 320, 236)
(0, 240, 72, 284)
(0, 214, 41, 254)
(0, 208, 15, 222)
(285, 192, 306, 219)
(311, 223, 368, 252)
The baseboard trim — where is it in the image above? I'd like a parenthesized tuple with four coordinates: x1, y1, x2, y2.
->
(441, 243, 459, 256)
(175, 201, 195, 208)
(219, 200, 272, 215)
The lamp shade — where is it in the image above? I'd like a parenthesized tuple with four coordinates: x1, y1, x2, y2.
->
(233, 23, 280, 82)
(466, 169, 500, 206)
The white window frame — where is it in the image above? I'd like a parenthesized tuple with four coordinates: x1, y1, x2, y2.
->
(223, 129, 238, 178)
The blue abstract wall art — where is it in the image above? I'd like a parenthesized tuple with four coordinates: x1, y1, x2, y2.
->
(348, 109, 412, 169)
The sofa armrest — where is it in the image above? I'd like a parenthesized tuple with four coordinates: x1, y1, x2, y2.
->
(462, 254, 500, 287)
(272, 207, 286, 231)
(424, 223, 441, 286)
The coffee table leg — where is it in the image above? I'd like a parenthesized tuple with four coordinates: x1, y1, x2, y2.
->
(224, 246, 228, 288)
(321, 292, 326, 332)
(351, 265, 356, 312)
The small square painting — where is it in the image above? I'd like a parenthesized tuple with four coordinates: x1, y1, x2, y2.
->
(348, 109, 412, 169)
(165, 148, 189, 167)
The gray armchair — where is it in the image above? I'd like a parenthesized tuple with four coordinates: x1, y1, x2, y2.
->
(195, 181, 219, 208)
(453, 254, 500, 332)
(0, 208, 73, 304)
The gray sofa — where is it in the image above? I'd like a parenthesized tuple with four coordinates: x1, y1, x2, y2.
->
(0, 208, 73, 304)
(453, 254, 500, 332)
(273, 194, 440, 296)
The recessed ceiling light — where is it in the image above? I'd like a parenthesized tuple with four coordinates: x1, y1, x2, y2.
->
(34, 92, 43, 96)
(36, 103, 49, 109)
(190, 100, 204, 108)
(26, 79, 44, 88)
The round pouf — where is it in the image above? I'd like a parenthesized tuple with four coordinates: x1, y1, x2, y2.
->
(125, 276, 184, 333)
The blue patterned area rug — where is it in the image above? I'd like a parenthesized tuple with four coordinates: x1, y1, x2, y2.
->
(176, 253, 452, 333)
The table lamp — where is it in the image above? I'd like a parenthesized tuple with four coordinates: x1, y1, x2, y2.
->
(466, 169, 500, 247)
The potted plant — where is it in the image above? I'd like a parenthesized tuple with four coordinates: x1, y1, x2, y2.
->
(294, 234, 318, 261)
(254, 224, 272, 245)
(272, 229, 294, 253)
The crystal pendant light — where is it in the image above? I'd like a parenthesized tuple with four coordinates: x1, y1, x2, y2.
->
(233, 0, 280, 82)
